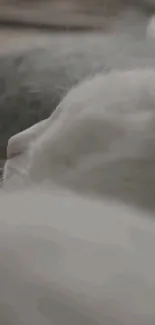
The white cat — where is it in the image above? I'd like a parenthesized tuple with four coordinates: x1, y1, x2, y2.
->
(4, 68, 155, 210)
(0, 185, 155, 325)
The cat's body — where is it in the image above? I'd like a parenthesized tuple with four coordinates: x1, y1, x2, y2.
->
(0, 185, 155, 325)
(4, 68, 155, 210)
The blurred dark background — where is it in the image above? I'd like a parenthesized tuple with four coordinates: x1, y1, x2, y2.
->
(0, 0, 154, 165)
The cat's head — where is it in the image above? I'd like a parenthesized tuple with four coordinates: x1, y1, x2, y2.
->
(4, 68, 155, 210)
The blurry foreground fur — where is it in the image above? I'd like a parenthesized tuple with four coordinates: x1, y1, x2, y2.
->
(0, 186, 155, 324)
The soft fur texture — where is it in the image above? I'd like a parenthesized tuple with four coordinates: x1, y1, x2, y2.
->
(2, 3, 155, 324)
(4, 68, 155, 210)
(0, 186, 155, 325)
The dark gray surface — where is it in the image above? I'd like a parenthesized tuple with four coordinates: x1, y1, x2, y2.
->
(0, 32, 107, 158)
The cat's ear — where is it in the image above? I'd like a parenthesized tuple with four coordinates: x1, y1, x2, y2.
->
(7, 129, 35, 159)
(7, 119, 48, 159)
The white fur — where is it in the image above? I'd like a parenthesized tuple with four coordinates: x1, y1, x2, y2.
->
(0, 186, 155, 325)
(4, 68, 155, 209)
(4, 119, 49, 181)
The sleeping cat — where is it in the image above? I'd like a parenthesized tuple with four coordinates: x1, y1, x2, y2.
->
(0, 185, 155, 325)
(4, 68, 155, 211)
